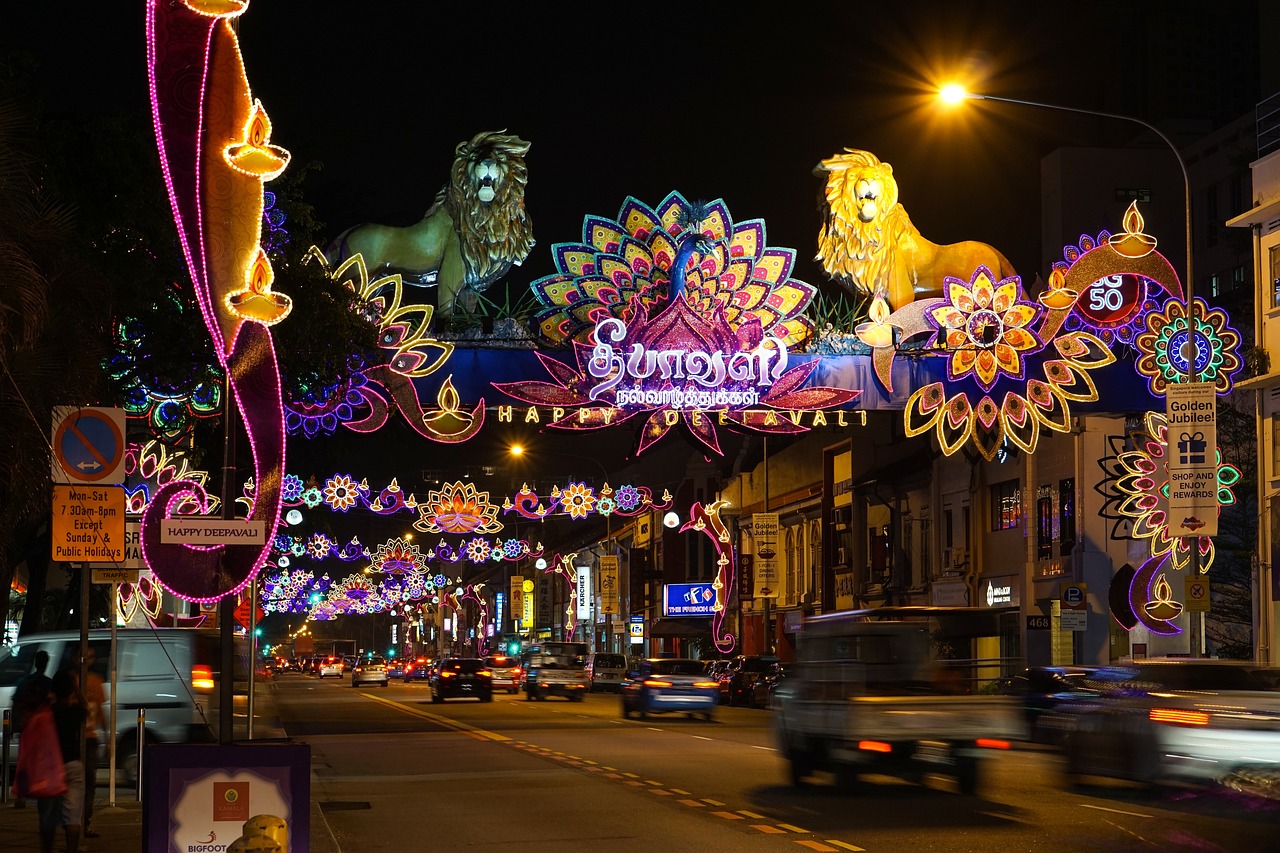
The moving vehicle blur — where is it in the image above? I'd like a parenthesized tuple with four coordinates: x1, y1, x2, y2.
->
(1046, 660, 1280, 789)
(352, 655, 389, 687)
(403, 655, 434, 682)
(431, 658, 493, 702)
(585, 652, 627, 692)
(995, 665, 1097, 743)
(522, 641, 589, 701)
(484, 655, 522, 693)
(621, 658, 719, 720)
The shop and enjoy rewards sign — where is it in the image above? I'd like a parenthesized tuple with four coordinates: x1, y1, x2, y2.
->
(1166, 382, 1218, 537)
(752, 512, 780, 598)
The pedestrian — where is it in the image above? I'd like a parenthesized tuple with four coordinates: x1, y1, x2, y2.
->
(49, 669, 87, 853)
(10, 649, 55, 809)
(78, 649, 106, 839)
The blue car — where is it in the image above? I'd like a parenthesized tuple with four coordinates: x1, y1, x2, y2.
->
(620, 658, 719, 721)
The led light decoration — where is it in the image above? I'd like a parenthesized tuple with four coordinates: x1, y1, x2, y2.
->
(540, 553, 581, 639)
(1098, 412, 1238, 572)
(1109, 555, 1184, 636)
(499, 194, 858, 455)
(369, 537, 429, 575)
(414, 480, 504, 535)
(1134, 298, 1242, 396)
(900, 266, 1115, 461)
(143, 0, 287, 601)
(423, 538, 543, 565)
(680, 501, 736, 654)
(458, 584, 490, 656)
(503, 482, 672, 520)
(286, 250, 480, 442)
(123, 440, 220, 517)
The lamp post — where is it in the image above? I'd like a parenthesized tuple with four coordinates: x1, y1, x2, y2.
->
(940, 85, 1205, 654)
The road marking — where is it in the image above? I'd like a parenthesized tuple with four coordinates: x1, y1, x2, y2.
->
(623, 772, 640, 778)
(752, 825, 787, 834)
(649, 789, 674, 796)
(777, 823, 809, 833)
(712, 811, 744, 820)
(692, 735, 713, 741)
(795, 842, 839, 852)
(645, 780, 663, 786)
(752, 745, 776, 751)
(824, 841, 866, 851)
(358, 694, 509, 741)
(1079, 804, 1154, 819)
(702, 798, 726, 806)
(671, 788, 692, 795)
(739, 810, 767, 819)
(679, 799, 704, 808)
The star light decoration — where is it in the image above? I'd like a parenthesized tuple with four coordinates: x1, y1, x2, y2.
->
(1134, 298, 1242, 396)
(893, 266, 1116, 461)
(414, 481, 504, 535)
(499, 193, 859, 456)
(1098, 412, 1239, 573)
(503, 482, 672, 520)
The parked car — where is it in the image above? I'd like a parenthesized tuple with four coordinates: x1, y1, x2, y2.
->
(352, 655, 389, 687)
(318, 655, 344, 678)
(431, 658, 493, 703)
(995, 665, 1098, 743)
(620, 658, 719, 721)
(756, 661, 791, 707)
(484, 655, 522, 693)
(403, 656, 435, 682)
(724, 655, 780, 707)
(585, 653, 628, 693)
(1046, 660, 1280, 788)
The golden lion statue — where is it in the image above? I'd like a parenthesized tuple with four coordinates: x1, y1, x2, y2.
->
(327, 130, 534, 317)
(815, 149, 1014, 311)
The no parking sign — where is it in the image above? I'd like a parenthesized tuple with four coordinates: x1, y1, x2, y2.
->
(1184, 577, 1211, 612)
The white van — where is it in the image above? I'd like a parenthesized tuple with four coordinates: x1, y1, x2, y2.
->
(585, 652, 628, 692)
(0, 628, 247, 781)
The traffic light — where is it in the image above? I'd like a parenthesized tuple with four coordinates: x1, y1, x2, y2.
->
(387, 648, 396, 658)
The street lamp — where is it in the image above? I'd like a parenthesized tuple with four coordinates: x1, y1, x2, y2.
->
(940, 84, 1205, 651)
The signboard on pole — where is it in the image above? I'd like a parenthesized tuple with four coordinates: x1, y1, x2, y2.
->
(524, 578, 537, 627)
(1165, 382, 1218, 537)
(90, 521, 142, 570)
(663, 582, 716, 616)
(599, 556, 619, 615)
(52, 485, 126, 562)
(160, 518, 266, 545)
(51, 406, 127, 485)
(752, 512, 780, 598)
(1060, 582, 1088, 631)
(628, 615, 644, 644)
(1184, 576, 1211, 612)
(510, 575, 524, 629)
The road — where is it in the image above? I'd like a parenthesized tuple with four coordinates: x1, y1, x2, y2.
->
(272, 673, 1279, 852)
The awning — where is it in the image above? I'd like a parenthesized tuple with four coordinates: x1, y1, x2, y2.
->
(648, 618, 711, 637)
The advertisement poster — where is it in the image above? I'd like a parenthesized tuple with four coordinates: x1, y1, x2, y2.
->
(599, 556, 619, 615)
(751, 512, 780, 598)
(576, 566, 591, 619)
(663, 582, 716, 616)
(1165, 381, 1218, 537)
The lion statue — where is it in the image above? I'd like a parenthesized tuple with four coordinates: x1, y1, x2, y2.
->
(815, 148, 1015, 311)
(326, 130, 534, 317)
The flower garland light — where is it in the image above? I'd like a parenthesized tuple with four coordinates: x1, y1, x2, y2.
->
(414, 481, 504, 535)
(1134, 297, 1242, 396)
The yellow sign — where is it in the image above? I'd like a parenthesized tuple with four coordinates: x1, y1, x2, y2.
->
(600, 556, 619, 615)
(52, 485, 126, 562)
(1184, 577, 1211, 612)
(91, 568, 140, 585)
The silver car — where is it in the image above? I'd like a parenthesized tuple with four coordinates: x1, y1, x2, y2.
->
(351, 655, 389, 687)
(1049, 661, 1280, 788)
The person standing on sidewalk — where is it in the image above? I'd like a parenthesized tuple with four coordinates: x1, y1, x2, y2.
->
(49, 670, 86, 853)
(78, 649, 106, 840)
(10, 650, 55, 809)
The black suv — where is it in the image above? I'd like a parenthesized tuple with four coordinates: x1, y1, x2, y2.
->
(725, 655, 780, 707)
(430, 657, 493, 703)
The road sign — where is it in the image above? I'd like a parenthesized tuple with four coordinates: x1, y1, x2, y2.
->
(1060, 583, 1088, 632)
(51, 406, 126, 485)
(1026, 614, 1052, 630)
(1165, 382, 1218, 537)
(91, 521, 142, 569)
(159, 518, 266, 545)
(92, 568, 140, 585)
(1184, 577, 1212, 612)
(234, 598, 266, 630)
(52, 485, 126, 562)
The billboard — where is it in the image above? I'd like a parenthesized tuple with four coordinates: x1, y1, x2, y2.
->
(663, 582, 716, 617)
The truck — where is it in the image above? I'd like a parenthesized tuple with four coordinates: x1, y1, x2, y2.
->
(771, 607, 1026, 795)
(522, 641, 589, 701)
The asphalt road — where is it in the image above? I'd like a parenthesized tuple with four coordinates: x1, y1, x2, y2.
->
(273, 673, 1279, 852)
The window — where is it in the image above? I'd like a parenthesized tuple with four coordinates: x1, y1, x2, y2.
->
(785, 527, 799, 606)
(1059, 478, 1076, 556)
(990, 479, 1021, 531)
(1272, 244, 1280, 309)
(1232, 265, 1245, 293)
(1208, 273, 1221, 298)
(919, 516, 932, 582)
(1036, 485, 1054, 560)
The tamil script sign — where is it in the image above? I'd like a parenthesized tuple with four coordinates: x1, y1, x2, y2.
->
(1165, 382, 1218, 537)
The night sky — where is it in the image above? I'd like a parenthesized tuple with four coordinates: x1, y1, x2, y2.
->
(7, 1, 1264, 293)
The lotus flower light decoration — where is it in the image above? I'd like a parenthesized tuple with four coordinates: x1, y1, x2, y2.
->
(414, 480, 504, 535)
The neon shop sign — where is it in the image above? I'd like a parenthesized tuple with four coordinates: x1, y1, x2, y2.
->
(585, 317, 790, 409)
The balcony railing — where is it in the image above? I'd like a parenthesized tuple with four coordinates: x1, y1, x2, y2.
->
(1259, 91, 1280, 158)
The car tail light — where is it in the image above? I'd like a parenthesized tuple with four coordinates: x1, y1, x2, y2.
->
(858, 740, 892, 753)
(192, 665, 215, 691)
(643, 679, 673, 688)
(1150, 708, 1210, 726)
(976, 738, 1010, 750)
(441, 671, 456, 678)
(478, 670, 492, 677)
(694, 681, 719, 688)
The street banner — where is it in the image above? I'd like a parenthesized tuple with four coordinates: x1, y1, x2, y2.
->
(576, 566, 591, 619)
(1165, 381, 1218, 537)
(600, 556, 619, 615)
(752, 512, 780, 598)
